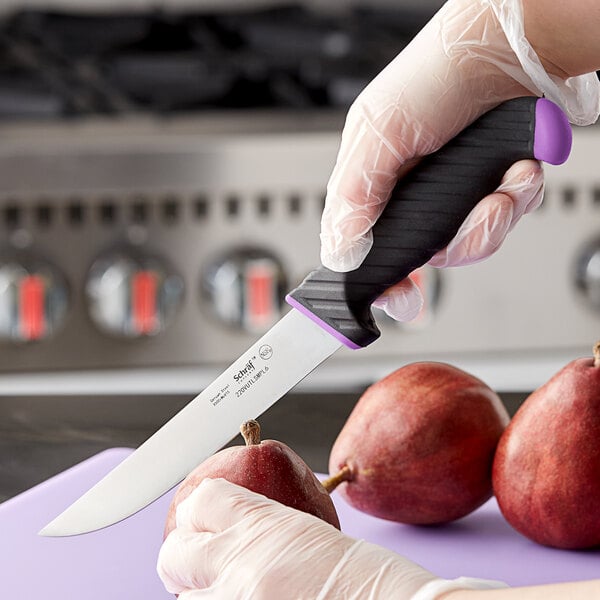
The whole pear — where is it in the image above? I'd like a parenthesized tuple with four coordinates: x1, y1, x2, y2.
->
(492, 342, 600, 549)
(325, 362, 509, 524)
(164, 420, 340, 538)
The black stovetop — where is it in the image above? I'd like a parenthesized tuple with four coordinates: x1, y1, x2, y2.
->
(0, 4, 431, 119)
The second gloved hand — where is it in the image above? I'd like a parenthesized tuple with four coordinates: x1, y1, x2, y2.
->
(157, 478, 506, 599)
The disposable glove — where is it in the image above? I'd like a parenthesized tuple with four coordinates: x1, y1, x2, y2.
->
(157, 478, 507, 599)
(320, 0, 600, 321)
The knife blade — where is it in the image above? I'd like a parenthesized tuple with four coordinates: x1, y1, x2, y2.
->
(40, 96, 571, 536)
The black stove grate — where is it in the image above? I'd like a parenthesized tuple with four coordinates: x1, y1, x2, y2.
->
(0, 4, 429, 119)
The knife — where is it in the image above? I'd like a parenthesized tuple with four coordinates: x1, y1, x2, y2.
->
(40, 96, 571, 536)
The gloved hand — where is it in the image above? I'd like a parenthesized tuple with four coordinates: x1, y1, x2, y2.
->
(320, 0, 600, 321)
(157, 478, 507, 599)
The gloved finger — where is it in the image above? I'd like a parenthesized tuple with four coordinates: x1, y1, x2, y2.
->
(428, 192, 514, 269)
(499, 159, 545, 231)
(159, 522, 260, 594)
(320, 92, 424, 273)
(321, 156, 421, 273)
(157, 527, 216, 593)
(175, 478, 275, 533)
(179, 591, 207, 599)
(429, 159, 544, 268)
(372, 277, 423, 322)
(179, 590, 219, 599)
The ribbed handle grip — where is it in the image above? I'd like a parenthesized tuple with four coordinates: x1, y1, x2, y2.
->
(287, 97, 571, 348)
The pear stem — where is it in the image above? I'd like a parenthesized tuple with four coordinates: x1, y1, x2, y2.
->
(322, 465, 353, 493)
(594, 341, 600, 368)
(240, 420, 261, 446)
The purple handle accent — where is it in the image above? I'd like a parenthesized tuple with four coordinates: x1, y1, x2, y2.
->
(534, 98, 572, 165)
(286, 294, 361, 349)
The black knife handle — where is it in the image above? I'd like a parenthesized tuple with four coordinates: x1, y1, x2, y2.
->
(286, 97, 572, 348)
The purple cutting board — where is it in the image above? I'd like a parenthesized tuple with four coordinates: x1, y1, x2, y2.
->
(1, 448, 598, 599)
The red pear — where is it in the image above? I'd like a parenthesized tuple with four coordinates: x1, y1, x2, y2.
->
(164, 420, 339, 538)
(492, 342, 600, 549)
(325, 362, 509, 524)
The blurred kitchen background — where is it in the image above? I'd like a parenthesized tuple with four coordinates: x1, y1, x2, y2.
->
(0, 0, 599, 502)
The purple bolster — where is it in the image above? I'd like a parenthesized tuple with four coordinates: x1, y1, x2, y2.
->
(285, 294, 361, 349)
(534, 98, 572, 165)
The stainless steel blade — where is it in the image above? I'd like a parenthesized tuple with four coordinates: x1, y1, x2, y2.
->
(39, 309, 342, 536)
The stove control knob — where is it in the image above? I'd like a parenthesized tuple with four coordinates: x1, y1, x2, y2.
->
(575, 238, 600, 311)
(202, 248, 287, 333)
(85, 249, 184, 338)
(0, 257, 69, 342)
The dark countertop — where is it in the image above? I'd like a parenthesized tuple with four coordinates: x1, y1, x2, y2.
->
(0, 392, 527, 504)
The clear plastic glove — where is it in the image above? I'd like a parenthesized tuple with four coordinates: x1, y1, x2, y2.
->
(157, 478, 506, 599)
(320, 0, 600, 321)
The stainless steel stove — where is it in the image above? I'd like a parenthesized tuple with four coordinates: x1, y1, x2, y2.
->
(0, 2, 598, 400)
